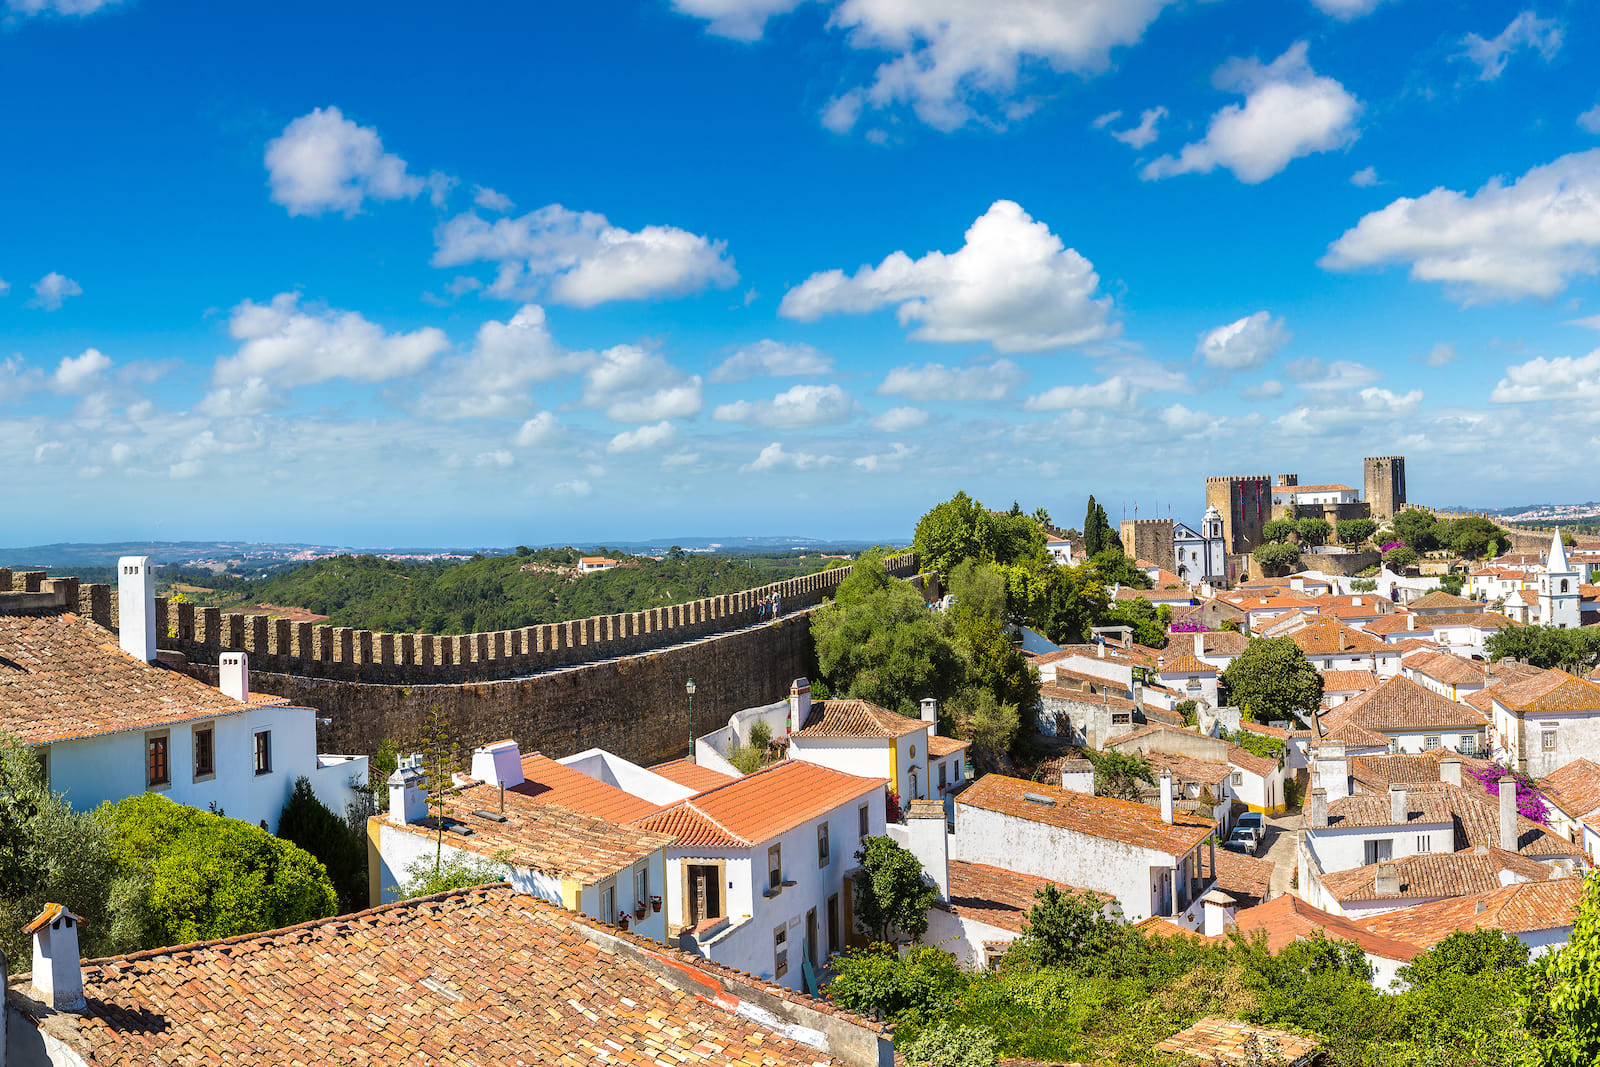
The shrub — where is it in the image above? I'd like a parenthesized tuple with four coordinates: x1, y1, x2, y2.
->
(901, 1022, 1000, 1067)
(393, 850, 513, 899)
(278, 776, 367, 912)
(853, 835, 935, 942)
(826, 944, 961, 1022)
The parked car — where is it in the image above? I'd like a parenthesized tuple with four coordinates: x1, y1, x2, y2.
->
(1224, 827, 1258, 855)
(1236, 812, 1265, 842)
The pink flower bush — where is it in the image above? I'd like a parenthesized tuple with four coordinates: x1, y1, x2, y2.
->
(1468, 761, 1549, 825)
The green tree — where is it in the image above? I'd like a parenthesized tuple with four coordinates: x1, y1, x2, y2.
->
(278, 776, 367, 912)
(826, 944, 960, 1022)
(1384, 544, 1420, 571)
(1221, 638, 1324, 723)
(913, 492, 1044, 575)
(1337, 518, 1377, 547)
(1252, 542, 1303, 577)
(949, 689, 1019, 774)
(1399, 929, 1528, 988)
(813, 552, 965, 716)
(901, 1022, 1000, 1067)
(853, 835, 936, 943)
(1488, 626, 1600, 674)
(1392, 509, 1443, 553)
(104, 793, 337, 949)
(1104, 596, 1169, 648)
(1013, 884, 1126, 968)
(729, 719, 773, 775)
(1174, 699, 1198, 728)
(393, 849, 513, 899)
(1523, 870, 1600, 1065)
(1446, 516, 1503, 560)
(1083, 496, 1104, 557)
(419, 703, 459, 880)
(1296, 517, 1332, 547)
(1438, 572, 1467, 597)
(1083, 550, 1150, 590)
(1085, 748, 1154, 801)
(1261, 518, 1297, 543)
(0, 736, 135, 964)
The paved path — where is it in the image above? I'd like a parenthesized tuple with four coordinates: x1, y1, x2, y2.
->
(1262, 812, 1303, 899)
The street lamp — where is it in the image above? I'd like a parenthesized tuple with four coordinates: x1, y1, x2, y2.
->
(686, 678, 697, 763)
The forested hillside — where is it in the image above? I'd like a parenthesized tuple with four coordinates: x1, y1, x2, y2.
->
(170, 547, 844, 633)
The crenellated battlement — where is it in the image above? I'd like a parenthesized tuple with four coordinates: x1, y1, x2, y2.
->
(86, 553, 922, 685)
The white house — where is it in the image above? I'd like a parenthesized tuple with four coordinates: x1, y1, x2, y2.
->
(1317, 676, 1492, 757)
(1539, 758, 1600, 859)
(634, 759, 887, 993)
(577, 556, 621, 573)
(1270, 483, 1361, 507)
(1537, 531, 1582, 630)
(1045, 535, 1076, 565)
(1, 559, 364, 832)
(1361, 877, 1584, 959)
(1172, 506, 1227, 584)
(369, 742, 673, 943)
(952, 772, 1218, 928)
(1490, 669, 1600, 778)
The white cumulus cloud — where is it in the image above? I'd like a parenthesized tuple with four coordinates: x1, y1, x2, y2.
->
(514, 412, 562, 447)
(608, 420, 681, 453)
(781, 200, 1117, 352)
(713, 383, 856, 428)
(877, 360, 1026, 401)
(473, 186, 514, 212)
(420, 304, 587, 419)
(1110, 107, 1167, 149)
(1321, 149, 1600, 301)
(433, 205, 737, 308)
(52, 348, 111, 392)
(265, 107, 435, 217)
(1196, 311, 1290, 371)
(1459, 11, 1562, 82)
(1351, 166, 1380, 187)
(1022, 375, 1140, 412)
(668, 0, 804, 40)
(1490, 350, 1600, 404)
(582, 344, 704, 422)
(1275, 387, 1421, 435)
(1143, 43, 1361, 184)
(7, 0, 122, 15)
(742, 441, 835, 472)
(29, 272, 82, 311)
(870, 406, 930, 432)
(1310, 0, 1389, 19)
(1581, 106, 1600, 135)
(709, 340, 834, 383)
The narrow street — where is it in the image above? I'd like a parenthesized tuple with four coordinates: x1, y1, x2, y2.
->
(1262, 812, 1303, 899)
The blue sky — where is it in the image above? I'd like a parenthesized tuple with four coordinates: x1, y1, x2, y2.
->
(4, 0, 1600, 546)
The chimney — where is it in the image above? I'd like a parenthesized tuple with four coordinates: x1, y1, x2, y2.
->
(1058, 758, 1095, 795)
(1388, 785, 1407, 824)
(387, 757, 428, 826)
(788, 678, 811, 734)
(219, 651, 250, 702)
(1200, 890, 1236, 938)
(1159, 768, 1174, 824)
(905, 800, 949, 902)
(1097, 641, 1106, 659)
(1499, 777, 1518, 852)
(116, 555, 156, 662)
(24, 904, 86, 1012)
(920, 697, 939, 736)
(1194, 632, 1204, 656)
(1475, 898, 1489, 915)
(1374, 863, 1400, 896)
(1439, 756, 1461, 787)
(1407, 613, 1416, 631)
(1309, 788, 1328, 829)
(469, 739, 525, 811)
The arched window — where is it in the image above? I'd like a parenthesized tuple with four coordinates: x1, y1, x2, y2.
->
(1561, 579, 1569, 593)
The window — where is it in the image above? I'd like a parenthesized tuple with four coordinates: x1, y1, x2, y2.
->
(773, 925, 788, 978)
(1424, 735, 1440, 751)
(193, 725, 215, 780)
(938, 762, 947, 790)
(1364, 839, 1393, 865)
(146, 732, 170, 788)
(1543, 728, 1558, 752)
(858, 804, 869, 841)
(768, 844, 782, 889)
(1561, 579, 1570, 593)
(600, 882, 616, 925)
(1230, 772, 1243, 787)
(909, 744, 916, 759)
(1112, 712, 1132, 725)
(1460, 734, 1477, 755)
(635, 865, 649, 912)
(1416, 835, 1432, 853)
(818, 822, 831, 868)
(253, 730, 272, 776)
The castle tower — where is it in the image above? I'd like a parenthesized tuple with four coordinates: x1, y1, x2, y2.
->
(1539, 530, 1581, 629)
(1363, 456, 1406, 520)
(1120, 518, 1176, 574)
(1203, 475, 1274, 555)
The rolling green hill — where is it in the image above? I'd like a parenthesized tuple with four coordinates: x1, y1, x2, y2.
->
(169, 548, 845, 634)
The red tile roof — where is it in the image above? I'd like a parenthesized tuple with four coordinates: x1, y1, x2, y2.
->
(632, 759, 883, 847)
(1491, 670, 1600, 713)
(927, 734, 970, 757)
(794, 698, 926, 739)
(1286, 617, 1390, 656)
(1320, 676, 1489, 735)
(940, 860, 1111, 935)
(1321, 669, 1382, 693)
(1210, 849, 1275, 903)
(649, 757, 739, 793)
(0, 610, 265, 745)
(1234, 894, 1423, 961)
(1317, 849, 1562, 903)
(1154, 1017, 1321, 1065)
(1408, 591, 1483, 612)
(958, 774, 1214, 856)
(11, 884, 871, 1065)
(512, 752, 663, 823)
(1540, 758, 1600, 819)
(1360, 878, 1584, 948)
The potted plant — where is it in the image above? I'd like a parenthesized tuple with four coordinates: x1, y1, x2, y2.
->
(616, 912, 629, 931)
(650, 895, 662, 913)
(634, 900, 647, 920)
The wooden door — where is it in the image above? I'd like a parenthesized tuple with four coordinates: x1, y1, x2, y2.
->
(826, 894, 840, 956)
(806, 908, 819, 969)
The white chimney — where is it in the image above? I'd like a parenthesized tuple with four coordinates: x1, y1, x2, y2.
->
(1059, 758, 1095, 795)
(1439, 756, 1461, 788)
(1309, 788, 1328, 829)
(117, 555, 156, 662)
(387, 758, 428, 826)
(1200, 889, 1236, 937)
(1407, 613, 1416, 631)
(219, 651, 250, 702)
(920, 697, 939, 736)
(788, 678, 812, 734)
(1374, 863, 1400, 896)
(905, 799, 949, 902)
(1194, 632, 1204, 656)
(1389, 785, 1407, 824)
(1159, 768, 1174, 824)
(1097, 641, 1106, 659)
(25, 904, 86, 1012)
(470, 739, 525, 790)
(1499, 778, 1518, 852)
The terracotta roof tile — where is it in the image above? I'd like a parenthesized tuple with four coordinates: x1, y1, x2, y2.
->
(1145, 751, 1232, 788)
(1405, 650, 1495, 686)
(12, 884, 868, 1065)
(1323, 793, 1452, 829)
(794, 698, 926, 739)
(1234, 894, 1422, 961)
(1321, 669, 1382, 693)
(648, 757, 739, 792)
(512, 752, 663, 823)
(939, 860, 1110, 935)
(1210, 849, 1275, 903)
(1408, 591, 1483, 612)
(1492, 670, 1600, 713)
(958, 774, 1214, 856)
(1320, 676, 1489, 735)
(1286, 617, 1390, 656)
(1155, 1017, 1321, 1065)
(1539, 758, 1600, 819)
(1156, 651, 1216, 674)
(927, 734, 969, 757)
(1360, 878, 1584, 948)
(1317, 848, 1564, 903)
(632, 759, 883, 847)
(0, 610, 264, 745)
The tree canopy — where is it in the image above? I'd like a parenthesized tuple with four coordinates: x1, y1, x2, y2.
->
(1487, 626, 1600, 674)
(1523, 870, 1600, 1065)
(1261, 518, 1296, 544)
(1296, 517, 1331, 547)
(852, 835, 936, 943)
(1336, 518, 1377, 546)
(1392, 509, 1444, 553)
(1221, 637, 1324, 723)
(913, 492, 1044, 575)
(277, 776, 367, 912)
(1252, 541, 1303, 577)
